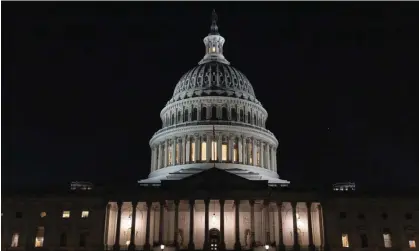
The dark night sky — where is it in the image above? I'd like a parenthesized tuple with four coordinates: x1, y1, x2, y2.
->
(2, 2, 419, 189)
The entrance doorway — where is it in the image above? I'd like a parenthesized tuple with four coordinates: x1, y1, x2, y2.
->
(209, 228, 220, 251)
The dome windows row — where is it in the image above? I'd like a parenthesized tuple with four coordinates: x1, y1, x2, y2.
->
(150, 133, 278, 172)
(162, 104, 267, 129)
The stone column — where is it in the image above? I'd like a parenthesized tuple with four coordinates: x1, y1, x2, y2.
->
(159, 201, 165, 244)
(249, 200, 256, 247)
(219, 199, 226, 250)
(266, 146, 271, 170)
(151, 147, 155, 172)
(188, 200, 195, 251)
(103, 203, 111, 250)
(207, 134, 211, 162)
(204, 199, 210, 250)
(276, 202, 285, 251)
(252, 139, 257, 166)
(270, 147, 274, 171)
(164, 141, 168, 167)
(172, 138, 176, 165)
(182, 137, 187, 164)
(318, 204, 330, 251)
(186, 137, 191, 163)
(228, 135, 233, 162)
(113, 201, 123, 251)
(273, 148, 277, 172)
(264, 201, 270, 244)
(234, 200, 241, 251)
(217, 135, 222, 161)
(261, 143, 265, 168)
(306, 202, 315, 251)
(144, 202, 152, 251)
(291, 202, 300, 251)
(238, 136, 243, 163)
(128, 201, 138, 251)
(174, 200, 180, 249)
(158, 144, 163, 169)
(196, 135, 201, 162)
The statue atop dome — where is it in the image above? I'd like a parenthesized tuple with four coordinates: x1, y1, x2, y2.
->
(210, 9, 219, 35)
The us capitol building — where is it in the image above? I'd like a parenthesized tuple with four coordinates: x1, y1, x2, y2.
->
(2, 11, 418, 251)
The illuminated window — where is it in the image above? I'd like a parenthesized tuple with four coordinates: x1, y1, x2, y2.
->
(342, 233, 349, 248)
(11, 233, 19, 247)
(168, 143, 173, 165)
(409, 240, 416, 248)
(190, 141, 195, 162)
(34, 227, 45, 247)
(201, 141, 207, 161)
(211, 141, 217, 160)
(62, 211, 70, 218)
(383, 233, 392, 248)
(212, 47, 216, 53)
(221, 143, 228, 161)
(40, 212, 46, 218)
(81, 211, 89, 218)
(256, 147, 260, 166)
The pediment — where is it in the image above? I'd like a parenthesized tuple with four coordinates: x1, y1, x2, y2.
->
(161, 167, 267, 190)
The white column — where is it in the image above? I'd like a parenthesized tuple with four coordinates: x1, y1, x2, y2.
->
(260, 143, 264, 168)
(266, 145, 270, 170)
(273, 147, 277, 172)
(164, 141, 168, 167)
(158, 144, 162, 169)
(151, 147, 156, 171)
(182, 137, 186, 164)
(207, 134, 211, 162)
(238, 136, 243, 163)
(172, 138, 176, 165)
(252, 138, 257, 166)
(217, 135, 222, 161)
(186, 137, 191, 164)
(228, 135, 233, 162)
(196, 135, 201, 162)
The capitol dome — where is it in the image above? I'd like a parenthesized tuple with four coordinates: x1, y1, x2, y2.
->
(169, 62, 260, 105)
(140, 11, 289, 186)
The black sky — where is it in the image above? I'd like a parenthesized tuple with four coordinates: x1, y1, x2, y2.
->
(2, 2, 419, 189)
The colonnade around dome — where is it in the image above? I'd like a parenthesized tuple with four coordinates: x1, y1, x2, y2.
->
(150, 133, 278, 173)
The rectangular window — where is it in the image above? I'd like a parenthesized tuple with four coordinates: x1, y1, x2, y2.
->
(211, 141, 217, 160)
(342, 233, 349, 248)
(81, 211, 89, 218)
(409, 240, 416, 248)
(190, 142, 195, 162)
(62, 211, 70, 218)
(256, 148, 260, 166)
(201, 142, 207, 161)
(248, 143, 253, 165)
(34, 227, 45, 247)
(221, 143, 228, 161)
(79, 232, 88, 247)
(383, 233, 392, 248)
(11, 233, 19, 247)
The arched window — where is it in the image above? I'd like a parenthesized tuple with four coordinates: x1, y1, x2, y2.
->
(211, 106, 217, 120)
(222, 107, 228, 120)
(240, 109, 244, 122)
(247, 112, 251, 123)
(177, 111, 182, 123)
(184, 109, 189, 122)
(60, 233, 67, 247)
(171, 114, 175, 125)
(231, 108, 237, 121)
(192, 108, 198, 121)
(201, 107, 207, 120)
(253, 114, 257, 125)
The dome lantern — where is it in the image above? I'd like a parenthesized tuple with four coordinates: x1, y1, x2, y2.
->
(199, 10, 230, 65)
